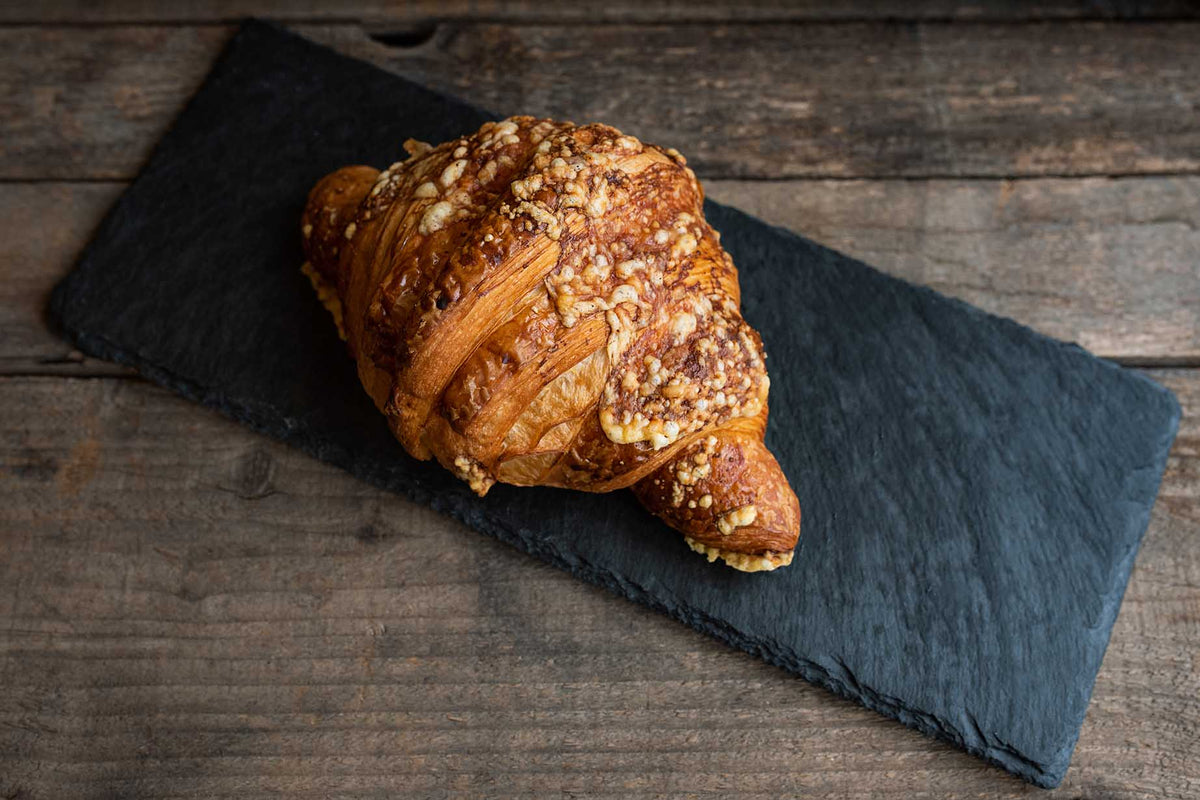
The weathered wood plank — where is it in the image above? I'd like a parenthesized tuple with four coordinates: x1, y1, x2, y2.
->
(0, 373, 1196, 798)
(0, 26, 232, 182)
(0, 182, 135, 376)
(4, 178, 1195, 378)
(2, 0, 1197, 24)
(2, 21, 1198, 181)
(705, 177, 1200, 362)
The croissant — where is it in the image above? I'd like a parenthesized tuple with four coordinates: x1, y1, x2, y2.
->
(301, 116, 800, 571)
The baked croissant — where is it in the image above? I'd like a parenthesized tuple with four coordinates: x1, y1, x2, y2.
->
(301, 116, 800, 571)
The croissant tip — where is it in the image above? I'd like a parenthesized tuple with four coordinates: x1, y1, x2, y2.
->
(684, 537, 794, 572)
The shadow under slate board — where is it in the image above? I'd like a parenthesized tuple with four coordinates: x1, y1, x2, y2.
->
(49, 20, 1179, 788)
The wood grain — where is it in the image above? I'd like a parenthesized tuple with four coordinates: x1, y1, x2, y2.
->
(0, 374, 1196, 798)
(2, 0, 1197, 24)
(0, 183, 132, 377)
(705, 177, 1200, 363)
(2, 6, 1198, 797)
(3, 21, 1199, 181)
(3, 178, 1195, 378)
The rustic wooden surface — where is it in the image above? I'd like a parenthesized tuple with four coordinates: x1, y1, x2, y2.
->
(1, 3, 1197, 798)
(2, 0, 1199, 24)
(7, 22, 1200, 180)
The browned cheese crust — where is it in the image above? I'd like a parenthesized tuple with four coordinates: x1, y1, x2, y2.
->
(301, 117, 800, 571)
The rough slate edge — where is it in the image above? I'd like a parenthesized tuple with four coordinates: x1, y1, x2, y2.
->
(43, 19, 1180, 788)
(50, 237, 1180, 794)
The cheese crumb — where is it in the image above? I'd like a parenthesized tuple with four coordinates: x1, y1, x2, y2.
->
(683, 538, 792, 572)
(716, 504, 758, 536)
(420, 201, 454, 235)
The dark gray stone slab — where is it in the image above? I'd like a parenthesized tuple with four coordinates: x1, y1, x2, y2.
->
(48, 20, 1180, 788)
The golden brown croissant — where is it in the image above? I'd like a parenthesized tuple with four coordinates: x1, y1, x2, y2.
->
(301, 116, 799, 571)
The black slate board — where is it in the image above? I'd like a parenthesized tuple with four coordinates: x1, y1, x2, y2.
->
(49, 20, 1180, 788)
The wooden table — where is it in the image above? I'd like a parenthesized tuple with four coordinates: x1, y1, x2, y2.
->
(2, 3, 1197, 797)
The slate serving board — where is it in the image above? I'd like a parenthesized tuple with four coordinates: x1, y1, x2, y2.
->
(49, 19, 1180, 788)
